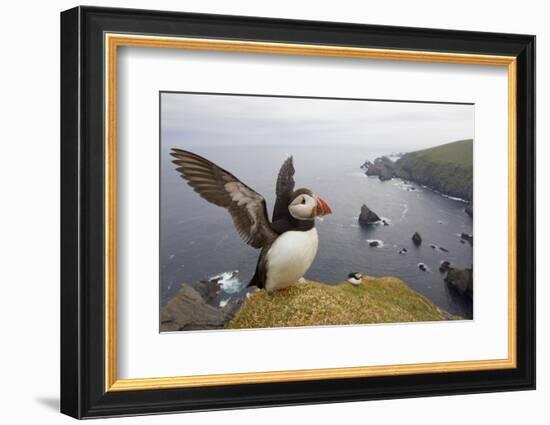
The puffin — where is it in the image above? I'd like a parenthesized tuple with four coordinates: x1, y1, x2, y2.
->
(347, 272, 363, 285)
(170, 149, 332, 293)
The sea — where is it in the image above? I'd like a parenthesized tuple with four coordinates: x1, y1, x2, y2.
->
(160, 143, 473, 319)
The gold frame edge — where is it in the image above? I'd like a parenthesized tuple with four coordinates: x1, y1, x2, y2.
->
(104, 33, 518, 392)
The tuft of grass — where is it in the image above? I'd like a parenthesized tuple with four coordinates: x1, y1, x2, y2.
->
(226, 277, 458, 329)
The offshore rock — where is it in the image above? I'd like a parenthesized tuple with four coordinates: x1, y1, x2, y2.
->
(358, 204, 381, 225)
(412, 232, 422, 246)
(444, 267, 473, 298)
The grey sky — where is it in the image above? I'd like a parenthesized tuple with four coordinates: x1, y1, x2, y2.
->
(161, 92, 474, 152)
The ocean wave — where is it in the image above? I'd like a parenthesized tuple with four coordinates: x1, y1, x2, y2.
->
(401, 203, 409, 220)
(364, 217, 391, 226)
(441, 193, 468, 203)
(393, 179, 420, 192)
(209, 270, 245, 294)
(419, 185, 468, 203)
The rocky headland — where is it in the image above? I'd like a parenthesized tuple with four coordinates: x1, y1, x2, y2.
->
(444, 265, 473, 298)
(359, 140, 474, 306)
(362, 139, 473, 207)
(160, 280, 254, 332)
(362, 156, 395, 181)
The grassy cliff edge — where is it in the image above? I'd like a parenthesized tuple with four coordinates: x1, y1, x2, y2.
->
(364, 139, 473, 202)
(394, 139, 473, 201)
(226, 276, 458, 329)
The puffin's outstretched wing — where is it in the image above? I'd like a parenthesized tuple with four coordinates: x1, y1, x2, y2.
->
(170, 149, 277, 249)
(272, 156, 295, 222)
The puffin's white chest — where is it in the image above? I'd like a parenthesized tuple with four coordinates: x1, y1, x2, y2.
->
(265, 228, 319, 293)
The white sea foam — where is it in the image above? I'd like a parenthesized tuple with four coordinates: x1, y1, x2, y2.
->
(393, 179, 420, 192)
(364, 217, 391, 226)
(441, 193, 468, 203)
(401, 203, 409, 220)
(419, 184, 468, 203)
(417, 262, 431, 272)
(209, 270, 244, 294)
(366, 239, 384, 247)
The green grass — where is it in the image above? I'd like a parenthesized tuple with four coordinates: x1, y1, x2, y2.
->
(226, 277, 457, 329)
(411, 139, 473, 168)
(394, 139, 473, 200)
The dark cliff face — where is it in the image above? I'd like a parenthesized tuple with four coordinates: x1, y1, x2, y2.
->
(160, 282, 252, 332)
(393, 153, 473, 201)
(444, 267, 473, 298)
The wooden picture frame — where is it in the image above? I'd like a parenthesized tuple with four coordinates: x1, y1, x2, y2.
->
(60, 6, 535, 419)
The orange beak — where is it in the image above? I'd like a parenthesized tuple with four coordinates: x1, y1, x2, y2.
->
(314, 196, 332, 217)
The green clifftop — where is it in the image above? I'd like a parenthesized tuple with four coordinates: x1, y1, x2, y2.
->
(407, 139, 472, 167)
(226, 277, 457, 329)
(395, 139, 473, 201)
(364, 139, 473, 202)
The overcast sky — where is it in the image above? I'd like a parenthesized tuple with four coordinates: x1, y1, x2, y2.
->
(161, 92, 474, 152)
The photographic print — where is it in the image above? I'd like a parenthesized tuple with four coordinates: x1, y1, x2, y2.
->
(160, 92, 474, 332)
(61, 9, 535, 416)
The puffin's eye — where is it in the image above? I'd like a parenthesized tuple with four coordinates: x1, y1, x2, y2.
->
(301, 197, 306, 204)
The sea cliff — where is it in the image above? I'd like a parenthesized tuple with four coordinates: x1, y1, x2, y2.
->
(363, 139, 473, 202)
